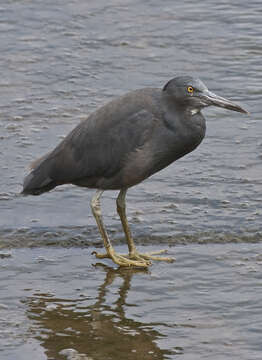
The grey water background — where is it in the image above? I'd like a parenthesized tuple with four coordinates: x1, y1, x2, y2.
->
(0, 0, 262, 359)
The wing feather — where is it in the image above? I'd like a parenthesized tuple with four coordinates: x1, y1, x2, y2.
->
(47, 109, 157, 184)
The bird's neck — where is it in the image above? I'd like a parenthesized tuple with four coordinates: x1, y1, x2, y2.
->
(161, 95, 189, 129)
(161, 93, 206, 148)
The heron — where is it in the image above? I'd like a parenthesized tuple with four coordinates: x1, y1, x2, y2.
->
(22, 76, 248, 267)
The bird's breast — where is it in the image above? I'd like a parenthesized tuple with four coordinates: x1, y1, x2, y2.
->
(183, 113, 206, 149)
(164, 111, 206, 154)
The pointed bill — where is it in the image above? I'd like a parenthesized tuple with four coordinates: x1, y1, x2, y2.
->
(200, 90, 248, 114)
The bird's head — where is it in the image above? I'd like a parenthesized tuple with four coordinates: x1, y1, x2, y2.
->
(163, 76, 248, 114)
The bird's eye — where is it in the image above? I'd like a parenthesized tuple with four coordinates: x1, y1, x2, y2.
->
(187, 86, 194, 93)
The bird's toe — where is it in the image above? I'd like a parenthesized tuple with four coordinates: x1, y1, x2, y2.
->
(92, 249, 151, 268)
(129, 249, 175, 263)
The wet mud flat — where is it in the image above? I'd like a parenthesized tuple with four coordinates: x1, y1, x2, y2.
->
(1, 242, 262, 360)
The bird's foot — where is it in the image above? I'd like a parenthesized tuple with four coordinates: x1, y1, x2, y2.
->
(92, 247, 150, 268)
(129, 249, 175, 263)
(92, 248, 175, 267)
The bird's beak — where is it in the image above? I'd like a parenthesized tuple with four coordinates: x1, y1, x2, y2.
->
(200, 90, 248, 114)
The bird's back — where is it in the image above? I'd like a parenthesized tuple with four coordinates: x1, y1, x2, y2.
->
(23, 88, 163, 194)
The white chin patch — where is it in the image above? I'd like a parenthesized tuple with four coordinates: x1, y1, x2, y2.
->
(190, 109, 199, 115)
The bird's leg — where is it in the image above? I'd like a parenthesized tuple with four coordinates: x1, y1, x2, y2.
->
(91, 190, 112, 254)
(116, 189, 138, 258)
(91, 190, 149, 267)
(116, 189, 174, 263)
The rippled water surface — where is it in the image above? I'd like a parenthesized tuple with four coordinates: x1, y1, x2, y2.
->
(1, 244, 262, 360)
(0, 0, 262, 358)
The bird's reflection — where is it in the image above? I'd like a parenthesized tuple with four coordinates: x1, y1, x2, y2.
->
(24, 264, 173, 360)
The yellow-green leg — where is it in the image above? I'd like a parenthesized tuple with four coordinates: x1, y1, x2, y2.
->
(91, 190, 149, 267)
(116, 189, 174, 263)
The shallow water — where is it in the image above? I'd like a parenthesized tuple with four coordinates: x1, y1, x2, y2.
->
(1, 244, 262, 360)
(0, 0, 262, 358)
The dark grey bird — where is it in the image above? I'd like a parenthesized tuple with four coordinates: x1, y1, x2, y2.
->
(22, 76, 248, 267)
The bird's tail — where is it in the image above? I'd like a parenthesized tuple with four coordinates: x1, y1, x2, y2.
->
(22, 153, 57, 196)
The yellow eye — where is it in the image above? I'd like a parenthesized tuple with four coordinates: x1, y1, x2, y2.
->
(187, 86, 194, 93)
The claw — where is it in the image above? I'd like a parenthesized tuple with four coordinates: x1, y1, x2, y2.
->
(129, 249, 175, 263)
(92, 247, 174, 267)
(92, 249, 150, 268)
